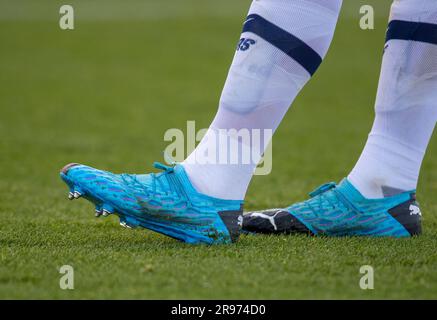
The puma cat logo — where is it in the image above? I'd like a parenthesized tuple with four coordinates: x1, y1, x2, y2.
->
(409, 204, 421, 216)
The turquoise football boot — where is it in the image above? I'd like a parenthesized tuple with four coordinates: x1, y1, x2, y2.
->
(243, 179, 421, 237)
(60, 162, 243, 244)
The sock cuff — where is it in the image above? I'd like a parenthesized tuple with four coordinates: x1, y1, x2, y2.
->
(242, 14, 322, 76)
(386, 20, 437, 45)
(247, 0, 341, 59)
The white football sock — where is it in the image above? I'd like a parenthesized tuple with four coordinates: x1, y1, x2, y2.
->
(182, 0, 342, 200)
(349, 0, 437, 198)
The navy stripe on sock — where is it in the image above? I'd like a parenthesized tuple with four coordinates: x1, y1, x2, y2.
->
(242, 14, 322, 76)
(386, 20, 437, 45)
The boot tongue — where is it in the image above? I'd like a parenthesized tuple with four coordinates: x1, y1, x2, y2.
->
(336, 178, 367, 202)
(173, 164, 198, 196)
(173, 165, 244, 205)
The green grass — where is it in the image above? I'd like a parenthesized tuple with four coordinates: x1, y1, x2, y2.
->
(1, 0, 437, 299)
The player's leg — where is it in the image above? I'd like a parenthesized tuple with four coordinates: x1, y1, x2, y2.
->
(182, 0, 343, 200)
(348, 0, 437, 199)
(244, 0, 437, 237)
(60, 0, 343, 244)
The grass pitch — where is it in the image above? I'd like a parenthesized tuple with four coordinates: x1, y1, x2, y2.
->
(1, 0, 436, 299)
